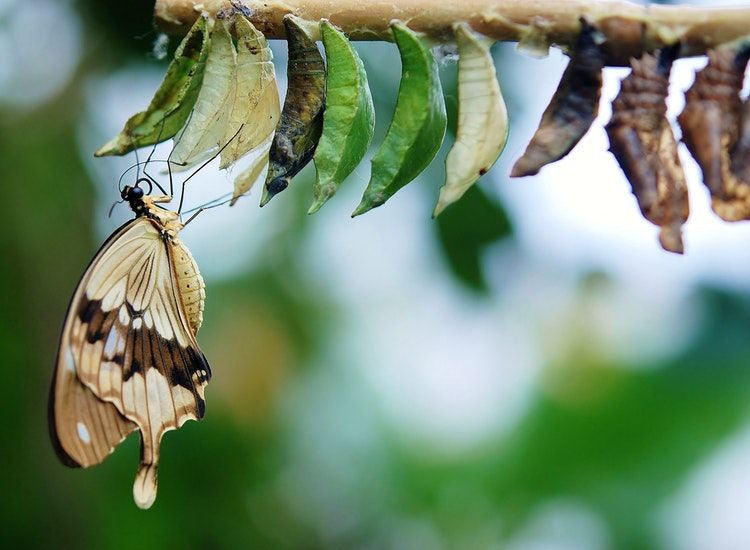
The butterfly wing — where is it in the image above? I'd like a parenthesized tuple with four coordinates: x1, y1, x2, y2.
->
(48, 344, 138, 468)
(50, 216, 210, 509)
(50, 221, 141, 468)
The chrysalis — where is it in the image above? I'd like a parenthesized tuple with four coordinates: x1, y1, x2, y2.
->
(219, 13, 280, 170)
(434, 23, 508, 217)
(171, 17, 237, 169)
(260, 15, 326, 206)
(606, 48, 689, 254)
(309, 20, 375, 214)
(352, 22, 447, 216)
(95, 16, 211, 157)
(231, 134, 273, 204)
(511, 19, 604, 177)
(730, 96, 750, 183)
(679, 46, 750, 221)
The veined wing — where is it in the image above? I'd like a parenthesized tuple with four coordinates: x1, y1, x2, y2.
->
(50, 220, 142, 469)
(50, 216, 210, 509)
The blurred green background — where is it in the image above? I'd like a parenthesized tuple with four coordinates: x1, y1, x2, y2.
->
(3, 0, 750, 548)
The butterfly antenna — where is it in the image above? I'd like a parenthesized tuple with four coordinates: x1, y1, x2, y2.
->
(176, 124, 244, 214)
(118, 157, 145, 193)
(118, 160, 172, 195)
(118, 163, 139, 192)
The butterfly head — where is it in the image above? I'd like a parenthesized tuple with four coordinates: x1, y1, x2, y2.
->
(121, 179, 173, 214)
(121, 178, 151, 212)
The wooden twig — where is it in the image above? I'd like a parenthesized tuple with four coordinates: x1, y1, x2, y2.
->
(154, 0, 750, 65)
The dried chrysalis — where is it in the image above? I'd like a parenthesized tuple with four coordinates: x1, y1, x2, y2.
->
(511, 19, 604, 177)
(679, 46, 750, 221)
(730, 97, 750, 182)
(606, 49, 689, 254)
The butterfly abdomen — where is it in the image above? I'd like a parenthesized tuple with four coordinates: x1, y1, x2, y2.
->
(171, 240, 205, 334)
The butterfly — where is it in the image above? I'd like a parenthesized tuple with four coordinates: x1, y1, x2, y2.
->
(48, 180, 210, 509)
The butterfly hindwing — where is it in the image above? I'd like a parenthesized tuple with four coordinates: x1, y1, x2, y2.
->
(50, 214, 209, 509)
(48, 350, 138, 468)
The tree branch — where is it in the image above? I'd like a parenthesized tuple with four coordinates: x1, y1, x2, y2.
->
(154, 0, 750, 65)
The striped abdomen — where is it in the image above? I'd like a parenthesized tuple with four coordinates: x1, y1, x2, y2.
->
(170, 239, 205, 335)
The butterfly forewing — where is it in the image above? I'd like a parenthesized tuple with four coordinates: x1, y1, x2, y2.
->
(50, 210, 209, 509)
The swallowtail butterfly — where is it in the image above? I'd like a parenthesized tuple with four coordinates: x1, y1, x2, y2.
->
(48, 182, 209, 509)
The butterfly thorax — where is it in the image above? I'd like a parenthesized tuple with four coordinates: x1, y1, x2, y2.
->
(134, 195, 184, 240)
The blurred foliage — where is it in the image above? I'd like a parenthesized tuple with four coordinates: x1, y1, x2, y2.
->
(434, 57, 513, 292)
(435, 185, 512, 292)
(0, 82, 96, 548)
(2, 1, 750, 549)
(329, 289, 750, 550)
(76, 0, 162, 58)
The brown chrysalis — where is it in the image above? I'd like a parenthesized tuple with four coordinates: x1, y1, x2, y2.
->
(678, 46, 750, 221)
(261, 15, 326, 206)
(730, 97, 750, 183)
(511, 19, 604, 177)
(606, 48, 689, 254)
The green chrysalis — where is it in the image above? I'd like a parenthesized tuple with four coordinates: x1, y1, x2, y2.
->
(309, 20, 375, 214)
(352, 22, 446, 217)
(95, 15, 211, 157)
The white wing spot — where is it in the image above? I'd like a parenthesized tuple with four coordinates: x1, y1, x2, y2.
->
(118, 304, 130, 325)
(103, 328, 119, 358)
(133, 317, 143, 330)
(64, 346, 76, 372)
(76, 422, 91, 444)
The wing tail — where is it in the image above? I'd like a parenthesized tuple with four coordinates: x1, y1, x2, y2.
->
(133, 433, 160, 509)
